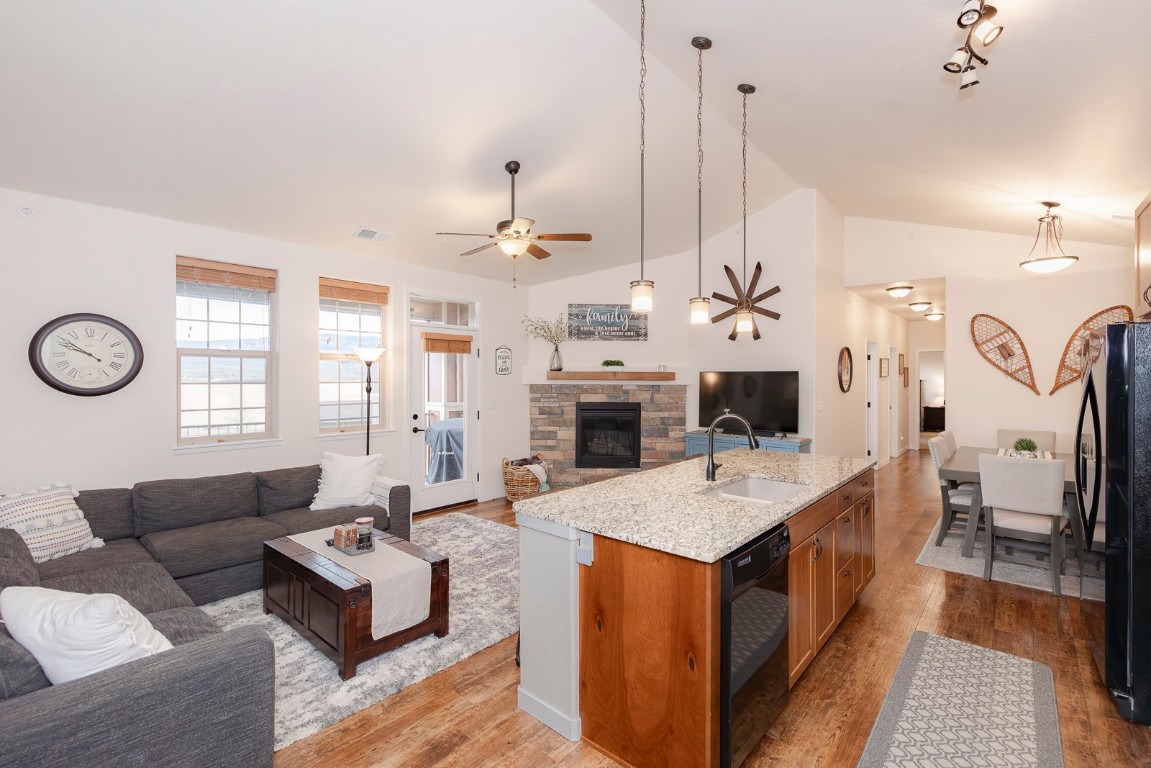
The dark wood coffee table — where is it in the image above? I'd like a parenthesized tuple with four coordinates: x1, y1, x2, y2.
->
(263, 531, 449, 680)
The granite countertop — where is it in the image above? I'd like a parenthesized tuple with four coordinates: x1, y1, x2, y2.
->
(512, 450, 873, 563)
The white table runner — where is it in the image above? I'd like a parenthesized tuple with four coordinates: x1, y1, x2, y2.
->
(289, 528, 431, 640)
(996, 448, 1054, 460)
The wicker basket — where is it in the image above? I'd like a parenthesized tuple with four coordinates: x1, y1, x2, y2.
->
(503, 458, 547, 502)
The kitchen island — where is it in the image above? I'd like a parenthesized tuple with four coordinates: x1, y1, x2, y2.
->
(513, 449, 875, 768)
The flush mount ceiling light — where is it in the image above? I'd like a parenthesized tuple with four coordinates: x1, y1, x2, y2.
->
(1020, 201, 1080, 274)
(886, 285, 914, 298)
(689, 36, 713, 325)
(944, 1, 1002, 90)
(629, 0, 654, 313)
(925, 311, 945, 322)
(908, 301, 932, 312)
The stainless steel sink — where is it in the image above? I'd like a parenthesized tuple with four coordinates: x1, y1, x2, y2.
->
(707, 477, 810, 505)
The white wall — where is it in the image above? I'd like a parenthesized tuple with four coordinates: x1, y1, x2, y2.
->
(1, 186, 530, 498)
(845, 217, 1134, 454)
(526, 189, 818, 438)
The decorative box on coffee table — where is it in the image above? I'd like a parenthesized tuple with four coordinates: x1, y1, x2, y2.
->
(263, 530, 449, 679)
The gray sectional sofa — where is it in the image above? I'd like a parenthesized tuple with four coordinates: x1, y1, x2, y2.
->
(0, 464, 411, 768)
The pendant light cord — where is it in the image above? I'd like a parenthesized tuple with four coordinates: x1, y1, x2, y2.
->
(696, 43, 704, 296)
(741, 90, 748, 287)
(638, 0, 646, 281)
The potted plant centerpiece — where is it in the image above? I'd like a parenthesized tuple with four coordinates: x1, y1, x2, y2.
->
(1013, 437, 1038, 458)
(523, 314, 569, 371)
(601, 359, 625, 371)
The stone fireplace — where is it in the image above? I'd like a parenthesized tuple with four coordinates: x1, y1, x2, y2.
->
(529, 383, 686, 488)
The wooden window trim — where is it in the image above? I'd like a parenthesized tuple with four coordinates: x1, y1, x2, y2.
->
(176, 256, 276, 292)
(319, 277, 390, 305)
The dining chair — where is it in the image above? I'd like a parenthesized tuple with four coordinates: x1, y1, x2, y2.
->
(977, 454, 1068, 596)
(928, 435, 975, 546)
(997, 429, 1057, 454)
(939, 431, 975, 491)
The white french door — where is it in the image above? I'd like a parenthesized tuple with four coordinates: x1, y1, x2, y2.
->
(407, 325, 478, 512)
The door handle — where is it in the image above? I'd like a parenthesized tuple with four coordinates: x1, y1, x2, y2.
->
(412, 426, 426, 434)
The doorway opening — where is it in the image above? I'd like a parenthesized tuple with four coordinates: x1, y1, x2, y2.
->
(917, 349, 945, 450)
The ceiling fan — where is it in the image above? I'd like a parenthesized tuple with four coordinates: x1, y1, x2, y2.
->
(436, 160, 593, 262)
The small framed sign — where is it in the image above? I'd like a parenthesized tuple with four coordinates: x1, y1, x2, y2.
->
(494, 345, 512, 375)
(879, 357, 890, 378)
(567, 304, 648, 341)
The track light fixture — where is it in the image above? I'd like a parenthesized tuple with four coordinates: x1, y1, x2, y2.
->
(944, 1, 1002, 90)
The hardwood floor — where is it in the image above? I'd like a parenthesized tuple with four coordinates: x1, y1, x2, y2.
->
(275, 452, 1151, 767)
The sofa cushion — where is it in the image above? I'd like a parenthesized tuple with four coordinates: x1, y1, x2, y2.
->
(41, 561, 194, 616)
(75, 488, 135, 541)
(0, 624, 50, 701)
(34, 537, 155, 581)
(133, 472, 258, 537)
(145, 606, 221, 646)
(0, 484, 104, 563)
(264, 504, 389, 535)
(256, 465, 321, 516)
(140, 517, 287, 579)
(0, 529, 39, 590)
(176, 561, 264, 606)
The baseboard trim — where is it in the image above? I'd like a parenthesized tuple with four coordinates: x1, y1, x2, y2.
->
(518, 686, 581, 741)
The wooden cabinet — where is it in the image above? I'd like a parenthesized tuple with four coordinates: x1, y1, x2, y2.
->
(812, 518, 838, 652)
(855, 491, 875, 599)
(787, 535, 816, 686)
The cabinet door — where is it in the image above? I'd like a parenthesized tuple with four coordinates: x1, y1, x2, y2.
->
(836, 560, 855, 624)
(857, 493, 876, 595)
(813, 519, 838, 653)
(788, 536, 815, 688)
(835, 510, 854, 571)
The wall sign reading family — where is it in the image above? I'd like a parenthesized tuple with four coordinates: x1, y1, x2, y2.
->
(567, 304, 648, 341)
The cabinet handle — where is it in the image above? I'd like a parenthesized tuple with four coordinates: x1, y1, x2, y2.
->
(596, 616, 603, 633)
(842, 493, 851, 501)
(843, 570, 852, 578)
(843, 516, 851, 524)
(813, 539, 823, 560)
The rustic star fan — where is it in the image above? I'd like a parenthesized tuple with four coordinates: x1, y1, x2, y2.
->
(710, 83, 781, 340)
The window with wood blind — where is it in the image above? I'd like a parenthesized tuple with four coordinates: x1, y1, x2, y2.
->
(175, 256, 276, 445)
(318, 278, 389, 434)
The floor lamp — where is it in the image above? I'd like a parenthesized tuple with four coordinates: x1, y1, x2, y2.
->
(355, 347, 384, 456)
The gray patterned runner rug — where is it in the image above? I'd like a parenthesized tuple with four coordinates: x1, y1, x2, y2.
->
(857, 631, 1063, 767)
(201, 513, 518, 751)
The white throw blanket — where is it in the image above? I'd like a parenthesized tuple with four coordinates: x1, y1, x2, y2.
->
(288, 528, 431, 640)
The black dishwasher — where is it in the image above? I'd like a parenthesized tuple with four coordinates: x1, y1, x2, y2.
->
(720, 522, 790, 768)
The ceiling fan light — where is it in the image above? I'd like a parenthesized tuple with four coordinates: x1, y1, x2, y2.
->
(925, 311, 945, 322)
(689, 296, 711, 325)
(498, 239, 530, 257)
(957, 0, 983, 28)
(1020, 255, 1079, 274)
(735, 309, 755, 334)
(886, 285, 914, 298)
(908, 301, 932, 312)
(943, 48, 968, 73)
(630, 280, 654, 313)
(959, 64, 980, 90)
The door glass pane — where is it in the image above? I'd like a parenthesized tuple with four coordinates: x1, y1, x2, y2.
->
(423, 350, 466, 485)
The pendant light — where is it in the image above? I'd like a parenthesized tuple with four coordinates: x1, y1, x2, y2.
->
(709, 83, 782, 340)
(689, 36, 712, 325)
(1020, 201, 1079, 274)
(629, 0, 654, 313)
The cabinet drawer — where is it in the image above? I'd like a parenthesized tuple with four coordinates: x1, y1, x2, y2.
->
(836, 559, 856, 623)
(835, 510, 854, 571)
(852, 469, 875, 500)
(788, 492, 838, 545)
(836, 482, 854, 513)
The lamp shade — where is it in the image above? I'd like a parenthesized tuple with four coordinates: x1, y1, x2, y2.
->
(630, 280, 654, 313)
(925, 312, 945, 322)
(498, 239, 530, 257)
(972, 6, 1002, 45)
(957, 0, 983, 27)
(689, 296, 711, 325)
(959, 64, 980, 90)
(1020, 255, 1078, 274)
(908, 301, 932, 312)
(886, 285, 914, 298)
(355, 347, 384, 363)
(943, 48, 968, 73)
(1020, 202, 1079, 274)
(735, 309, 754, 334)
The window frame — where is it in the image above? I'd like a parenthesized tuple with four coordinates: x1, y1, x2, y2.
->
(318, 279, 390, 436)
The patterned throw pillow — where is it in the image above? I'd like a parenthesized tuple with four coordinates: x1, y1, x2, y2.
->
(0, 484, 104, 563)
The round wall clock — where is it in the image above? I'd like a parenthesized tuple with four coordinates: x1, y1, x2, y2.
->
(29, 313, 144, 396)
(837, 346, 853, 393)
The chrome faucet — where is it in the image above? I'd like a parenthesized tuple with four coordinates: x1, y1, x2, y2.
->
(706, 409, 760, 481)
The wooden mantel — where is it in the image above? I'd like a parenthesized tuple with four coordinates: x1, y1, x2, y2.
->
(545, 371, 677, 382)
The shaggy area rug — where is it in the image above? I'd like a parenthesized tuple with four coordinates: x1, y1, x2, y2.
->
(201, 513, 519, 750)
(915, 521, 1104, 601)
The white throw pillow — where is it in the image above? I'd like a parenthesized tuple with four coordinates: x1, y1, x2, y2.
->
(0, 484, 104, 563)
(310, 452, 384, 510)
(0, 586, 173, 685)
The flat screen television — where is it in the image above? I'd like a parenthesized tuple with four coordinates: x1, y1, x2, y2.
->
(699, 371, 799, 435)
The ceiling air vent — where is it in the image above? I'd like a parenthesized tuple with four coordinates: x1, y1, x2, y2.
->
(1112, 214, 1135, 222)
(354, 227, 392, 242)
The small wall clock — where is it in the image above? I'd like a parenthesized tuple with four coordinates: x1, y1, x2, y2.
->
(29, 313, 144, 396)
(837, 346, 853, 393)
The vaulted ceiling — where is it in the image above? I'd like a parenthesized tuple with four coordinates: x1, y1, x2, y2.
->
(2, 1, 1147, 285)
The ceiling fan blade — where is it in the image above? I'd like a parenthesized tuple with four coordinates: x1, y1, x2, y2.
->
(751, 306, 781, 320)
(751, 317, 762, 341)
(437, 232, 495, 237)
(746, 262, 763, 298)
(460, 242, 499, 257)
(710, 292, 739, 306)
(535, 233, 593, 242)
(750, 285, 781, 304)
(724, 265, 745, 299)
(711, 306, 739, 323)
(511, 217, 535, 235)
(527, 243, 551, 259)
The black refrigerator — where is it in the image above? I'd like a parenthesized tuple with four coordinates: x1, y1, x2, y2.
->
(1102, 320, 1151, 724)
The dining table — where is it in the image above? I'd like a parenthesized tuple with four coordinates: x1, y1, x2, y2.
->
(937, 446, 1080, 558)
